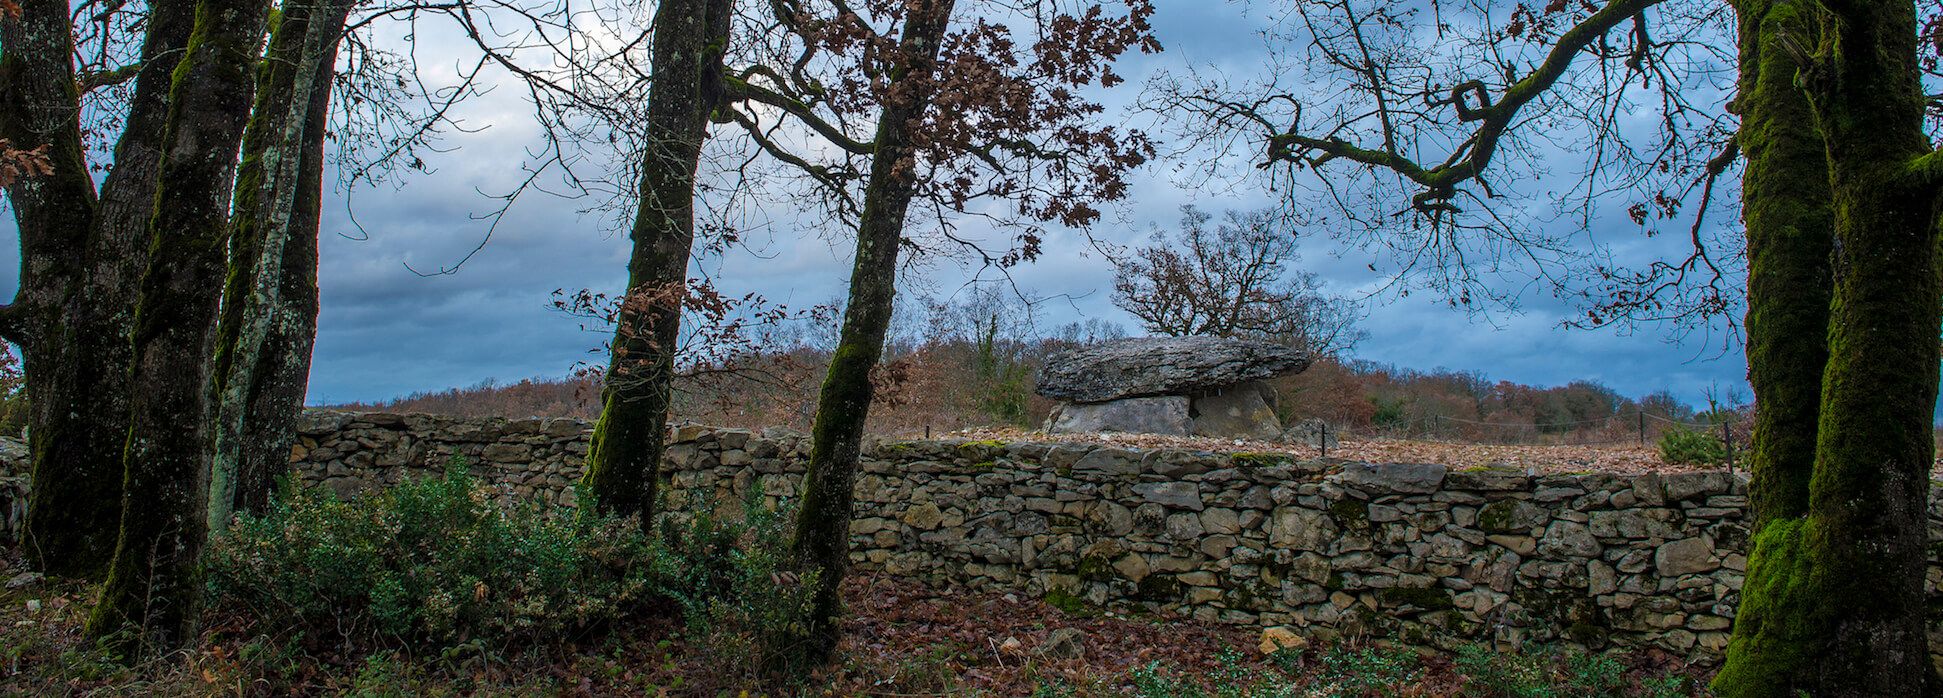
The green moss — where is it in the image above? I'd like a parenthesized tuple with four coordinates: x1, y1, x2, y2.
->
(1475, 500, 1519, 534)
(1323, 572, 1346, 591)
(1712, 518, 1817, 695)
(1042, 588, 1092, 615)
(968, 461, 997, 469)
(1076, 554, 1114, 582)
(1329, 499, 1371, 534)
(1376, 587, 1455, 612)
(1231, 453, 1290, 468)
(1135, 575, 1182, 602)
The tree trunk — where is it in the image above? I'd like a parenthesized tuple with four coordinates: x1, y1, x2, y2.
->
(0, 0, 193, 579)
(790, 0, 957, 662)
(1717, 0, 1942, 693)
(578, 0, 732, 523)
(85, 0, 271, 656)
(1713, 1, 1835, 691)
(209, 0, 355, 531)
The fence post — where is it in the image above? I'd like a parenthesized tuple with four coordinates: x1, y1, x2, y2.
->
(1320, 421, 1328, 459)
(1638, 410, 1646, 446)
(1722, 421, 1734, 474)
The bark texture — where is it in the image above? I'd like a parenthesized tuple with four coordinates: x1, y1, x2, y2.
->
(1714, 3, 1834, 691)
(790, 0, 958, 662)
(0, 0, 193, 578)
(579, 0, 732, 523)
(1716, 0, 1943, 693)
(85, 0, 271, 656)
(209, 0, 354, 530)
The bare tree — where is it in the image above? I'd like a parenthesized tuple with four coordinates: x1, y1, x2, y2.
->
(1145, 0, 1736, 323)
(207, 0, 361, 532)
(80, 0, 274, 657)
(575, 0, 736, 526)
(1155, 0, 1943, 693)
(705, 0, 1161, 662)
(1111, 205, 1362, 357)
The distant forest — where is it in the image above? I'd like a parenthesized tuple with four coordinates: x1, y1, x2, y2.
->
(323, 319, 1731, 447)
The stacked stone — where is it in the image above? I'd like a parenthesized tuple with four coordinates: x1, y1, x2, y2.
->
(289, 411, 593, 508)
(286, 411, 1943, 666)
(649, 433, 1761, 659)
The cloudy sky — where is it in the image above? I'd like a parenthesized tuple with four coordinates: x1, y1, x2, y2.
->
(2, 0, 1753, 408)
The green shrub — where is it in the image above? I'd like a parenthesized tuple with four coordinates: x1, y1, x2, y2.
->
(1454, 645, 1689, 697)
(1657, 425, 1727, 465)
(207, 463, 659, 650)
(208, 464, 823, 680)
(1309, 646, 1423, 697)
(653, 500, 822, 677)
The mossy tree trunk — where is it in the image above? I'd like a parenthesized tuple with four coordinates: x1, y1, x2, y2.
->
(84, 0, 271, 657)
(579, 0, 733, 523)
(1714, 2, 1835, 691)
(0, 0, 194, 578)
(1717, 0, 1943, 694)
(209, 0, 355, 531)
(790, 0, 957, 662)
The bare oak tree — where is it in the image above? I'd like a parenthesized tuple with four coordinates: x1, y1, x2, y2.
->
(713, 0, 1160, 661)
(1111, 206, 1362, 356)
(1154, 0, 1943, 693)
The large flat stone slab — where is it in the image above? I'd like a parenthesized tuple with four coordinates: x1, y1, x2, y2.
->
(1048, 395, 1191, 436)
(1035, 336, 1310, 403)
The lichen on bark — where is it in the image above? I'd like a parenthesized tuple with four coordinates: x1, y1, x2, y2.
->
(577, 0, 733, 525)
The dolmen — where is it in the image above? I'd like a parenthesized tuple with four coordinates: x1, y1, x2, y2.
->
(1034, 336, 1311, 440)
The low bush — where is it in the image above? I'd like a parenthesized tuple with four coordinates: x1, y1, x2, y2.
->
(1657, 425, 1728, 465)
(1455, 644, 1688, 697)
(652, 499, 822, 677)
(207, 465, 661, 650)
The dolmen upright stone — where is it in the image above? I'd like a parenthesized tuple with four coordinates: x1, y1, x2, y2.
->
(1035, 336, 1311, 439)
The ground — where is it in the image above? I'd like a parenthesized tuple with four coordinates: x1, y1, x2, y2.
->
(0, 560, 1709, 696)
(937, 428, 1736, 476)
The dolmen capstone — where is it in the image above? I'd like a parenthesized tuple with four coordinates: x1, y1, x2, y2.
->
(1034, 336, 1312, 440)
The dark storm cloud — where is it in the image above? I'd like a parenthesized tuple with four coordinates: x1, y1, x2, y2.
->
(0, 0, 1752, 410)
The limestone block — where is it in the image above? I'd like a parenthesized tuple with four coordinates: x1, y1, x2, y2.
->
(1655, 537, 1719, 576)
(1200, 507, 1241, 535)
(1035, 336, 1309, 403)
(1134, 482, 1205, 511)
(1538, 521, 1601, 559)
(903, 503, 946, 530)
(1048, 396, 1192, 436)
(1337, 462, 1447, 495)
(1165, 512, 1205, 540)
(1477, 499, 1550, 534)
(1071, 447, 1146, 475)
(1271, 507, 1339, 551)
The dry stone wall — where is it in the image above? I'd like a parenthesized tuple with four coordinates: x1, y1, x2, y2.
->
(288, 411, 1943, 664)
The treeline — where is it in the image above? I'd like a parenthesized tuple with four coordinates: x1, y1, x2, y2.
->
(327, 312, 1719, 447)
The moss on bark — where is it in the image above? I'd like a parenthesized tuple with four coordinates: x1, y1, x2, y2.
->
(1736, 0, 1830, 531)
(209, 0, 347, 528)
(1717, 0, 1942, 693)
(2, 0, 195, 580)
(577, 0, 733, 524)
(790, 0, 958, 663)
(85, 0, 271, 658)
